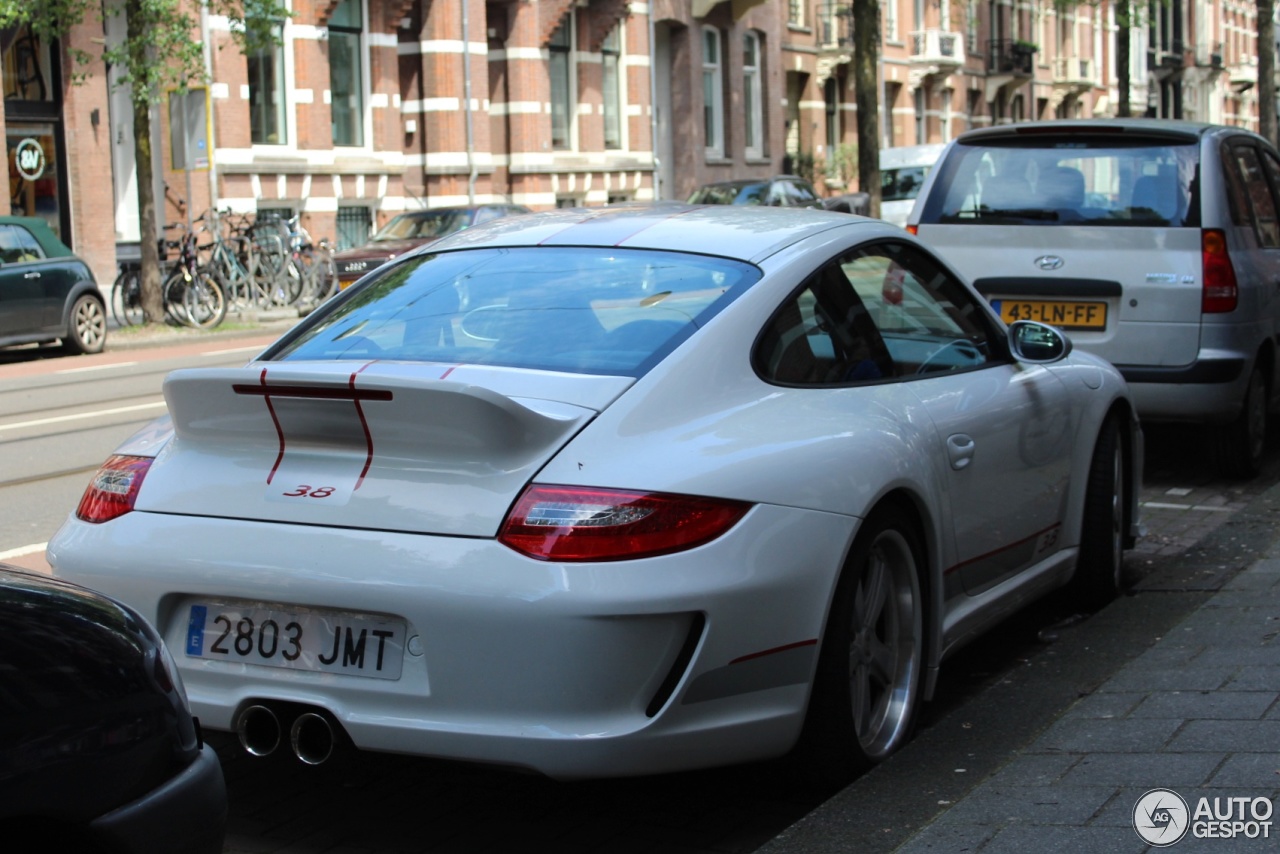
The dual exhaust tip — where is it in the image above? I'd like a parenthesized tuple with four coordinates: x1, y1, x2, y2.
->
(236, 703, 342, 765)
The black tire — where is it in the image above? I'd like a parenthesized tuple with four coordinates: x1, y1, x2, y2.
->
(1070, 418, 1125, 611)
(1212, 365, 1268, 479)
(61, 293, 107, 355)
(111, 268, 144, 326)
(162, 270, 192, 326)
(798, 505, 925, 783)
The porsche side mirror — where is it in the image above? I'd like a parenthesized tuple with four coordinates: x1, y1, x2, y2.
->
(1008, 320, 1071, 363)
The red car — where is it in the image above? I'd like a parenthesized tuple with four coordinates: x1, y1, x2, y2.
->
(334, 205, 531, 290)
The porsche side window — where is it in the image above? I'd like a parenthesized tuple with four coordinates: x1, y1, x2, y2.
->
(757, 263, 895, 385)
(842, 243, 994, 376)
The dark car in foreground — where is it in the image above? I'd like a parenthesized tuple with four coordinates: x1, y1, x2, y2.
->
(687, 175, 823, 208)
(334, 204, 531, 290)
(0, 216, 106, 354)
(0, 564, 225, 852)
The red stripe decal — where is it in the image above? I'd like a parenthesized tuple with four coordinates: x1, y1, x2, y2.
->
(351, 371, 376, 491)
(259, 368, 286, 485)
(440, 365, 457, 380)
(944, 523, 1062, 575)
(729, 638, 817, 666)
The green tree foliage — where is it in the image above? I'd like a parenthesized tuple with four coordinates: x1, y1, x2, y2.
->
(0, 0, 286, 323)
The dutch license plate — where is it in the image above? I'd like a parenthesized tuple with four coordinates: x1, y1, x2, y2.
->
(990, 298, 1107, 330)
(184, 602, 406, 680)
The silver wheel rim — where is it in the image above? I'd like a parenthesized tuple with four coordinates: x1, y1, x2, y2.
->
(847, 528, 921, 759)
(74, 298, 105, 348)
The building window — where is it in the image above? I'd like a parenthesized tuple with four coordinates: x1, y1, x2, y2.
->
(702, 27, 724, 157)
(885, 1, 899, 43)
(329, 0, 364, 147)
(743, 31, 764, 158)
(336, 206, 371, 251)
(248, 21, 287, 145)
(788, 0, 805, 28)
(602, 25, 623, 150)
(550, 18, 574, 150)
(2, 25, 55, 102)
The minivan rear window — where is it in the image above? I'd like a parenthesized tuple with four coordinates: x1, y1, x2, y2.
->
(918, 136, 1200, 227)
(270, 247, 759, 376)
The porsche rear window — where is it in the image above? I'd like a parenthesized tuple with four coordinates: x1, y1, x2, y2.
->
(270, 247, 760, 375)
(918, 137, 1201, 227)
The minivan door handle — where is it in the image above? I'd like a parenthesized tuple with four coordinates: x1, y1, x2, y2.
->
(946, 433, 975, 471)
(23, 271, 40, 279)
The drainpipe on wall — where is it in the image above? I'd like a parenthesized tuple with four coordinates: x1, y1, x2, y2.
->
(648, 10, 661, 200)
(201, 5, 219, 211)
(461, 0, 477, 204)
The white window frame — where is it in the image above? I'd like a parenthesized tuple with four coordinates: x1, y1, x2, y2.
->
(602, 23, 624, 151)
(702, 26, 725, 158)
(327, 0, 370, 150)
(549, 16, 578, 151)
(248, 19, 291, 147)
(788, 0, 806, 29)
(743, 31, 763, 159)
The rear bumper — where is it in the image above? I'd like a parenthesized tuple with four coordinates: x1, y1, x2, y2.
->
(48, 504, 855, 779)
(90, 745, 226, 854)
(1118, 353, 1249, 423)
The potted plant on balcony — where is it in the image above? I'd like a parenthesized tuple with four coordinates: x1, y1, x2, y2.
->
(1012, 40, 1038, 56)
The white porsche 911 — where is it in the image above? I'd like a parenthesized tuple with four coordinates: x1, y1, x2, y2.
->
(49, 205, 1142, 780)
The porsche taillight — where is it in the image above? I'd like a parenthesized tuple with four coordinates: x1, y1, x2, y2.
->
(76, 455, 154, 523)
(499, 485, 751, 562)
(1202, 228, 1239, 314)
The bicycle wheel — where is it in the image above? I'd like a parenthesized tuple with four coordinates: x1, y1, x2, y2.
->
(112, 268, 145, 326)
(163, 269, 194, 327)
(308, 248, 337, 302)
(185, 270, 228, 329)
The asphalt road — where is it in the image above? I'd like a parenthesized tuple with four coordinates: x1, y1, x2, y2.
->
(2, 338, 1277, 853)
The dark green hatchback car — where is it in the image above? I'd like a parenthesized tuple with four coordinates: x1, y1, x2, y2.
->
(0, 216, 106, 355)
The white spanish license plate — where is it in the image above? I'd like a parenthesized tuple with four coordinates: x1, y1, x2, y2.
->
(184, 602, 406, 680)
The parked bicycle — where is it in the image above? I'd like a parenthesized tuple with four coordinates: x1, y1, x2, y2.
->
(162, 222, 227, 329)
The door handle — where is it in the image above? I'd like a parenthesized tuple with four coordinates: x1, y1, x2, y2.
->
(23, 271, 40, 279)
(946, 433, 975, 471)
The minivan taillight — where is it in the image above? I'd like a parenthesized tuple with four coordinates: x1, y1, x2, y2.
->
(1202, 229, 1238, 313)
(499, 485, 751, 562)
(76, 455, 153, 523)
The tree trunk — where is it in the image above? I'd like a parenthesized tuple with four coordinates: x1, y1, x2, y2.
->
(126, 0, 164, 323)
(853, 0, 881, 219)
(1259, 0, 1277, 145)
(1116, 1, 1131, 118)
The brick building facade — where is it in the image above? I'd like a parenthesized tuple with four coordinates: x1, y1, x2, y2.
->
(1, 0, 1275, 286)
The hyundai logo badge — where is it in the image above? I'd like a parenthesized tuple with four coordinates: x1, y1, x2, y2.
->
(1035, 255, 1064, 271)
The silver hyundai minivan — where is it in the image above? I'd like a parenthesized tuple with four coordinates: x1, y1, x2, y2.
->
(909, 119, 1280, 476)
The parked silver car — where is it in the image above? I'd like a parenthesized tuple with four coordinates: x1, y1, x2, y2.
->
(909, 120, 1280, 476)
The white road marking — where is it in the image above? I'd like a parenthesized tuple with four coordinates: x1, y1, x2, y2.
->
(56, 361, 139, 374)
(0, 542, 47, 560)
(1140, 501, 1233, 512)
(203, 345, 268, 357)
(0, 401, 166, 432)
